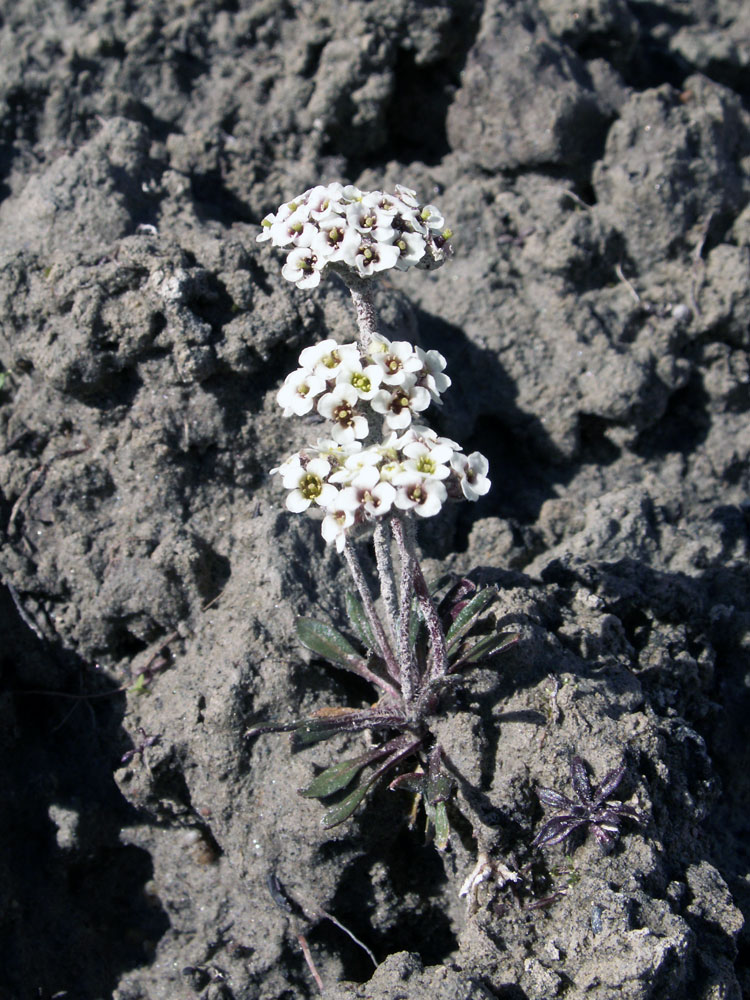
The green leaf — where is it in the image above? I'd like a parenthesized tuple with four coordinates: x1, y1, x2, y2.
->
(345, 592, 376, 651)
(446, 589, 497, 649)
(127, 673, 149, 695)
(425, 770, 453, 806)
(460, 631, 520, 664)
(300, 746, 390, 799)
(296, 617, 365, 669)
(433, 801, 450, 851)
(321, 781, 372, 828)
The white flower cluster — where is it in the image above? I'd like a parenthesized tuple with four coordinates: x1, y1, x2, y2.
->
(257, 182, 453, 288)
(272, 336, 490, 551)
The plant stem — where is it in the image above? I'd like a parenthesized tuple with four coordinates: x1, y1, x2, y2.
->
(373, 518, 399, 642)
(343, 274, 379, 351)
(392, 516, 448, 683)
(390, 515, 420, 708)
(343, 538, 401, 684)
(412, 556, 448, 682)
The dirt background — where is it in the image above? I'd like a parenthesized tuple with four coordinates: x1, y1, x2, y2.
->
(1, 0, 749, 998)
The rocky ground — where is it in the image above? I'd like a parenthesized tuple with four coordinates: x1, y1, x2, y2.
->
(1, 0, 749, 998)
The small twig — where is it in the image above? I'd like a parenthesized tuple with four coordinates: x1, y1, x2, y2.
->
(6, 580, 46, 642)
(267, 871, 378, 996)
(560, 189, 591, 211)
(615, 262, 641, 305)
(314, 906, 377, 969)
(297, 933, 325, 995)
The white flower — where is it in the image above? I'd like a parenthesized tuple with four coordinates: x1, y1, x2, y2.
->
(416, 347, 451, 401)
(257, 202, 294, 242)
(306, 183, 345, 220)
(394, 184, 419, 208)
(370, 337, 422, 385)
(396, 424, 461, 453)
(281, 247, 323, 289)
(370, 374, 431, 430)
(328, 445, 382, 484)
(311, 438, 362, 475)
(276, 368, 326, 416)
(299, 339, 360, 380)
(311, 218, 348, 262)
(394, 441, 452, 481)
(259, 184, 453, 283)
(418, 204, 445, 232)
(341, 183, 364, 202)
(317, 383, 369, 443)
(271, 452, 303, 480)
(451, 451, 491, 500)
(270, 209, 316, 248)
(321, 505, 355, 552)
(282, 457, 339, 513)
(394, 476, 447, 518)
(345, 203, 395, 243)
(393, 230, 426, 269)
(339, 466, 397, 518)
(340, 230, 400, 277)
(336, 360, 383, 401)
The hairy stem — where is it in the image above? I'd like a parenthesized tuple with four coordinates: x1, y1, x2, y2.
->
(373, 518, 399, 642)
(390, 516, 420, 707)
(344, 538, 401, 684)
(344, 274, 379, 351)
(412, 556, 448, 682)
(392, 516, 448, 683)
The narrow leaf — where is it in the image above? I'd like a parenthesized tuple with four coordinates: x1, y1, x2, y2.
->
(537, 787, 574, 810)
(320, 735, 422, 828)
(425, 771, 453, 806)
(456, 630, 521, 665)
(300, 744, 395, 799)
(570, 757, 593, 805)
(321, 781, 372, 828)
(433, 801, 450, 851)
(445, 589, 497, 648)
(437, 577, 475, 622)
(291, 709, 373, 747)
(296, 617, 364, 670)
(345, 591, 376, 652)
(595, 765, 626, 802)
(301, 756, 373, 799)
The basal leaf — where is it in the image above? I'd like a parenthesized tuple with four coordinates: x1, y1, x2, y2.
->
(344, 592, 376, 652)
(445, 589, 497, 649)
(296, 617, 366, 670)
(433, 801, 450, 851)
(300, 746, 391, 799)
(425, 770, 453, 806)
(459, 630, 520, 664)
(321, 781, 372, 828)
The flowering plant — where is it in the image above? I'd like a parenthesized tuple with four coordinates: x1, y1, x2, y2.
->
(251, 183, 518, 847)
